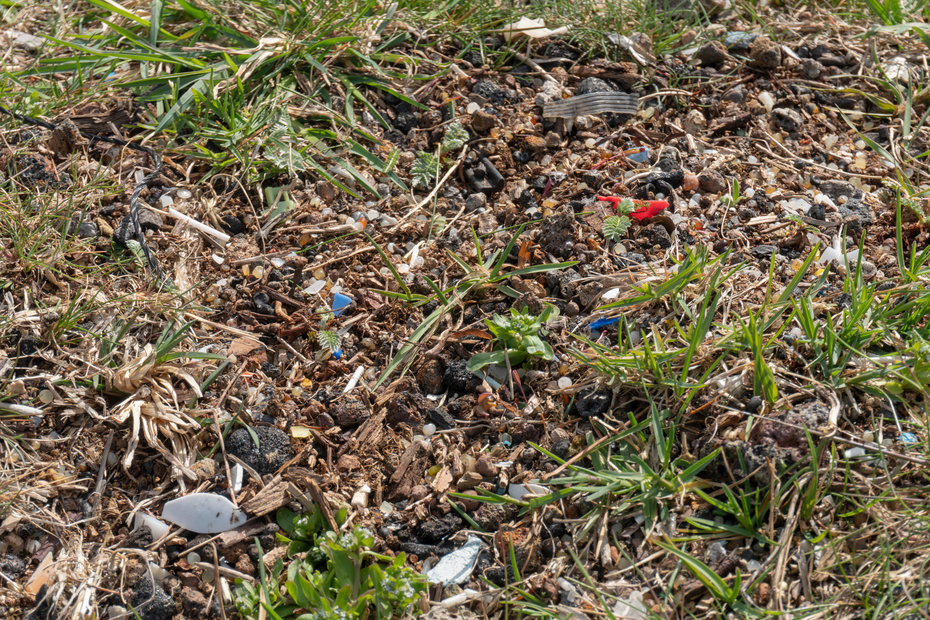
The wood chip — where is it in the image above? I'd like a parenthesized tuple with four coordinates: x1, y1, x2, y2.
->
(746, 215, 778, 226)
(241, 475, 289, 517)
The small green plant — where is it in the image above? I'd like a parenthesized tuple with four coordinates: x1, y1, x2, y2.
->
(467, 303, 558, 372)
(234, 509, 425, 620)
(411, 121, 468, 188)
(602, 197, 635, 242)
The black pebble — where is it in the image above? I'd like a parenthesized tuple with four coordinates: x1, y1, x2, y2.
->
(253, 292, 274, 314)
(221, 215, 246, 235)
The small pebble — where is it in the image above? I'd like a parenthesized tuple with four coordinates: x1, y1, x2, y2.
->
(176, 188, 192, 199)
(557, 377, 572, 389)
(423, 423, 437, 437)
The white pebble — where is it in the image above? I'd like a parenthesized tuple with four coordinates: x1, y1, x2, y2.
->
(466, 102, 480, 114)
(176, 188, 192, 200)
(758, 91, 775, 113)
(557, 377, 572, 389)
(423, 423, 436, 437)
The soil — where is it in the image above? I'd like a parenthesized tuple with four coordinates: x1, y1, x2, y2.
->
(0, 6, 928, 620)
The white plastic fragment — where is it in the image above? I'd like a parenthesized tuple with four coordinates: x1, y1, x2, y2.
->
(161, 493, 247, 534)
(167, 208, 231, 245)
(508, 483, 549, 501)
(882, 56, 910, 83)
(342, 365, 365, 395)
(231, 464, 244, 493)
(134, 512, 170, 540)
(425, 536, 485, 585)
(176, 188, 192, 200)
(844, 447, 866, 459)
(613, 589, 647, 620)
(817, 236, 859, 266)
(351, 484, 371, 510)
(502, 17, 568, 42)
(436, 588, 495, 608)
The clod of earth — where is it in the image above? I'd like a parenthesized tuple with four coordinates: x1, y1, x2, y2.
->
(226, 426, 295, 475)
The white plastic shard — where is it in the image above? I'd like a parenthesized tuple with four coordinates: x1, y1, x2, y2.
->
(162, 493, 247, 534)
(425, 536, 485, 585)
(502, 17, 568, 43)
(508, 482, 549, 501)
(134, 512, 170, 540)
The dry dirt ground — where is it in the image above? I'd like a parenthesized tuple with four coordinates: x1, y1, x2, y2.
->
(0, 2, 928, 619)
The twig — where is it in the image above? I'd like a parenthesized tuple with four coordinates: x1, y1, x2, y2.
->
(91, 431, 114, 516)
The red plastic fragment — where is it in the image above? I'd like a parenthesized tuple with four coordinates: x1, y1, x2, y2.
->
(596, 195, 669, 221)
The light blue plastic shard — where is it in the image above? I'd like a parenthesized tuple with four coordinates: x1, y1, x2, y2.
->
(332, 292, 353, 317)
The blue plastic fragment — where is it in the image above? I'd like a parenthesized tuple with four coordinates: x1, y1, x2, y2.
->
(626, 146, 650, 163)
(332, 292, 353, 317)
(589, 316, 621, 331)
(900, 432, 918, 445)
(333, 348, 343, 360)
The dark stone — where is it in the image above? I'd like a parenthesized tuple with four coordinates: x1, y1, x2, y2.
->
(0, 554, 25, 578)
(746, 396, 763, 414)
(418, 512, 461, 543)
(465, 193, 487, 211)
(816, 180, 863, 204)
(180, 588, 208, 617)
(800, 58, 823, 79)
(518, 188, 538, 209)
(472, 80, 508, 105)
(581, 170, 604, 188)
(221, 215, 246, 235)
(543, 42, 580, 61)
(575, 389, 611, 418)
(694, 40, 729, 66)
(698, 169, 728, 194)
(808, 204, 826, 220)
(751, 245, 777, 260)
(464, 156, 505, 196)
(839, 200, 873, 233)
(253, 292, 274, 315)
(748, 36, 782, 70)
(537, 207, 575, 258)
(130, 573, 177, 620)
(392, 102, 418, 133)
(226, 426, 295, 475)
(428, 407, 456, 430)
(416, 358, 445, 395)
(24, 585, 53, 620)
(137, 208, 163, 231)
(473, 502, 519, 531)
(551, 438, 570, 458)
(330, 398, 370, 428)
(576, 77, 615, 95)
(772, 107, 803, 132)
(645, 223, 672, 248)
(443, 360, 480, 394)
(471, 109, 496, 134)
(723, 86, 747, 104)
(76, 221, 98, 239)
(400, 542, 438, 557)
